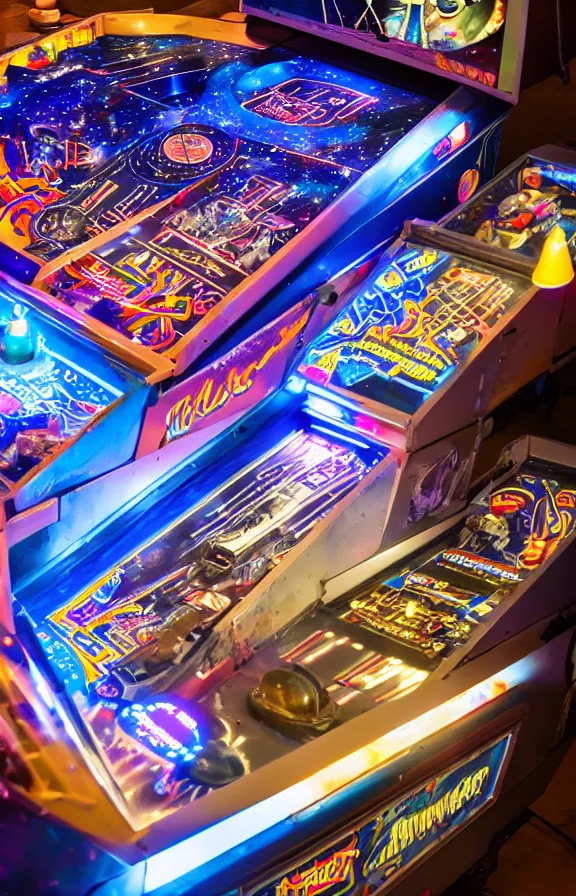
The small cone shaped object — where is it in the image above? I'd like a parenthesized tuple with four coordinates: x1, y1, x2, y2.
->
(532, 225, 575, 289)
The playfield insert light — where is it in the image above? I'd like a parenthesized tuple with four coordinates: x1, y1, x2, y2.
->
(0, 317, 34, 365)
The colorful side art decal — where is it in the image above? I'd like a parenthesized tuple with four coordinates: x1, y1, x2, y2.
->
(406, 445, 472, 528)
(248, 732, 513, 896)
(331, 471, 576, 660)
(164, 297, 315, 444)
(445, 156, 576, 259)
(299, 245, 525, 413)
(245, 0, 510, 92)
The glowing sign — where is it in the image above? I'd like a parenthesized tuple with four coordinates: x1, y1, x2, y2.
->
(361, 733, 512, 889)
(274, 837, 358, 896)
(118, 699, 202, 762)
(249, 733, 513, 896)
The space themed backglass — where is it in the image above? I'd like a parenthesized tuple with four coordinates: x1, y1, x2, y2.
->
(243, 0, 528, 99)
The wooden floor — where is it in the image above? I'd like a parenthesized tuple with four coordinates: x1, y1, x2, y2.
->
(1, 4, 576, 894)
(489, 743, 576, 896)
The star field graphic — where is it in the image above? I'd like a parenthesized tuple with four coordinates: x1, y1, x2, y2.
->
(0, 33, 435, 351)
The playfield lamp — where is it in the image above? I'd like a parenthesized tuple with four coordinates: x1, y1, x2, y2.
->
(1, 317, 35, 365)
(532, 225, 575, 289)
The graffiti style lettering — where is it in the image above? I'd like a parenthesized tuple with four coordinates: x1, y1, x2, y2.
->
(275, 839, 358, 896)
(166, 306, 312, 442)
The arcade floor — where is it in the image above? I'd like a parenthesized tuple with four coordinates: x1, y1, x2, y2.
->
(1, 3, 576, 895)
(490, 744, 576, 896)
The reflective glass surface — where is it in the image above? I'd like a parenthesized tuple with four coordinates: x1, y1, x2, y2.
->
(328, 463, 576, 663)
(444, 156, 576, 260)
(0, 275, 134, 494)
(0, 30, 435, 352)
(299, 241, 528, 413)
(18, 403, 383, 823)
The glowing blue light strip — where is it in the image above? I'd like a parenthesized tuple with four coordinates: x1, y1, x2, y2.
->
(143, 657, 531, 893)
(310, 423, 370, 451)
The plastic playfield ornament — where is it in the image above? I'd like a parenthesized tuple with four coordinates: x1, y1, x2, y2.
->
(532, 225, 575, 289)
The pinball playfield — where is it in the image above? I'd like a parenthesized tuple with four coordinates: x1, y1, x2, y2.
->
(0, 11, 510, 375)
(298, 239, 527, 414)
(0, 270, 153, 510)
(444, 147, 576, 259)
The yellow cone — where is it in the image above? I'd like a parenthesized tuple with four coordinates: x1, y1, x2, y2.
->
(532, 225, 575, 289)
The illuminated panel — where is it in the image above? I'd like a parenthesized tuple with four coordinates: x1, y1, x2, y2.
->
(298, 243, 527, 414)
(0, 29, 436, 349)
(26, 418, 382, 826)
(244, 0, 513, 94)
(444, 156, 576, 260)
(0, 33, 218, 259)
(330, 467, 576, 661)
(164, 298, 315, 445)
(248, 731, 513, 896)
(39, 430, 378, 694)
(0, 276, 123, 494)
(143, 657, 530, 892)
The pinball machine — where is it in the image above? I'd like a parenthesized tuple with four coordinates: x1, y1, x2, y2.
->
(1, 3, 576, 896)
(0, 3, 535, 581)
(3, 171, 576, 893)
(0, 2, 532, 525)
(441, 143, 576, 363)
(0, 2, 528, 386)
(3, 422, 576, 896)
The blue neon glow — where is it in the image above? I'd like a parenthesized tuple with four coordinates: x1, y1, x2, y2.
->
(310, 423, 370, 450)
(142, 657, 531, 893)
(0, 273, 148, 506)
(0, 31, 437, 353)
(306, 395, 344, 420)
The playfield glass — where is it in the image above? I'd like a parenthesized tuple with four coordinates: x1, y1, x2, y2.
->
(0, 26, 438, 353)
(444, 156, 576, 259)
(328, 462, 576, 664)
(0, 274, 141, 498)
(16, 400, 384, 822)
(298, 241, 528, 414)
